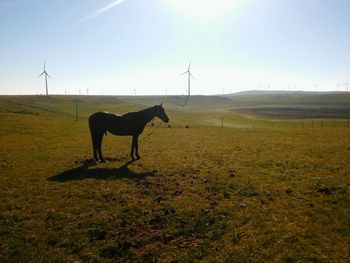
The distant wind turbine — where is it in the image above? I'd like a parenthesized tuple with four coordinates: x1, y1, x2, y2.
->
(180, 60, 194, 107)
(340, 80, 349, 92)
(38, 61, 51, 96)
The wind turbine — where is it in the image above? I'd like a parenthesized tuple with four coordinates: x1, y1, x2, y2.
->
(180, 60, 194, 107)
(38, 61, 51, 96)
(345, 80, 349, 92)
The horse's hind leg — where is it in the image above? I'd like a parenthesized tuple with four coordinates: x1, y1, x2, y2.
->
(92, 137, 98, 161)
(96, 132, 105, 162)
(89, 128, 98, 161)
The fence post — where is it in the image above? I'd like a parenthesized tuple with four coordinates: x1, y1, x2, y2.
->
(76, 104, 78, 121)
(220, 117, 224, 128)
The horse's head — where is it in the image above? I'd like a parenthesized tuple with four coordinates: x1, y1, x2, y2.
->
(155, 103, 169, 123)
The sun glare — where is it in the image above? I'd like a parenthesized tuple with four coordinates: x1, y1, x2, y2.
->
(166, 0, 237, 23)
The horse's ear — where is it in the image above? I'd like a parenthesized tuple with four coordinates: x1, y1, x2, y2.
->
(160, 102, 163, 106)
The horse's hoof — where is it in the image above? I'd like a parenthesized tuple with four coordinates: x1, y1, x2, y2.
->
(136, 156, 141, 160)
(100, 159, 106, 163)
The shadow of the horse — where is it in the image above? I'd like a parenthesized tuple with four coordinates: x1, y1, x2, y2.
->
(49, 159, 155, 182)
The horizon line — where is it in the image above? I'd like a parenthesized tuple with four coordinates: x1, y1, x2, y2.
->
(1, 90, 349, 96)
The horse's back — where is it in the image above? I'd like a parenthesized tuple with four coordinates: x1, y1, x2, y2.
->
(89, 111, 132, 135)
(89, 112, 120, 128)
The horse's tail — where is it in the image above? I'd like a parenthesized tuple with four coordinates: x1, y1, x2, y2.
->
(89, 113, 107, 136)
(88, 115, 94, 135)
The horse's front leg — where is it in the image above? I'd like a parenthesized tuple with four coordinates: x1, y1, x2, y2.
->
(130, 135, 140, 160)
(130, 136, 136, 160)
(134, 135, 140, 160)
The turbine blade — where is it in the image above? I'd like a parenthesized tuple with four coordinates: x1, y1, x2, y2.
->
(46, 72, 51, 78)
(188, 60, 191, 71)
(179, 71, 188, 76)
(38, 71, 45, 78)
(44, 60, 46, 71)
(190, 72, 194, 79)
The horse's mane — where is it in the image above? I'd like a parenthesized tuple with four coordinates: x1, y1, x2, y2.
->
(123, 105, 157, 117)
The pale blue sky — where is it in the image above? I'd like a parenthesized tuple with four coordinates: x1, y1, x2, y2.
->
(0, 0, 349, 95)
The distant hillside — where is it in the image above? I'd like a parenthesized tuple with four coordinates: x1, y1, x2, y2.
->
(225, 91, 350, 107)
(1, 92, 349, 120)
(224, 91, 350, 119)
(228, 90, 313, 97)
(230, 105, 350, 119)
(120, 95, 233, 108)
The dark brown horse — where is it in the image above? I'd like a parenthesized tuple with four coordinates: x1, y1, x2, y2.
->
(89, 104, 169, 162)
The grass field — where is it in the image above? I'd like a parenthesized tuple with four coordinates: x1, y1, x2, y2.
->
(1, 94, 350, 262)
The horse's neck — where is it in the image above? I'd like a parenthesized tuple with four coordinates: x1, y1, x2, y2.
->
(139, 107, 157, 125)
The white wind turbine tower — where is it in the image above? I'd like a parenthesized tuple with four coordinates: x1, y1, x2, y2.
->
(38, 60, 51, 96)
(180, 60, 194, 107)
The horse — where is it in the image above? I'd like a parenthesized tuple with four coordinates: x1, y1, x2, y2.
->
(88, 103, 169, 162)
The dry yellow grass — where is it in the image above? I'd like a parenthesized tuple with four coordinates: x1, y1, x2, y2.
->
(1, 96, 349, 262)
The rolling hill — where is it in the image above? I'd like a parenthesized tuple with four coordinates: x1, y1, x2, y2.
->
(1, 91, 349, 121)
